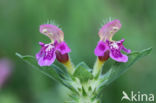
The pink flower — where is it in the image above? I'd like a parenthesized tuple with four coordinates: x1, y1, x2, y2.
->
(94, 19, 131, 62)
(36, 24, 71, 66)
(0, 58, 12, 88)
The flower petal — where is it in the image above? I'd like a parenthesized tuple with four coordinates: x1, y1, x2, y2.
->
(56, 42, 71, 54)
(94, 41, 109, 56)
(98, 19, 121, 40)
(36, 43, 56, 66)
(122, 46, 131, 54)
(38, 53, 56, 66)
(39, 42, 45, 46)
(116, 39, 131, 54)
(40, 24, 64, 42)
(109, 49, 128, 62)
(36, 51, 42, 60)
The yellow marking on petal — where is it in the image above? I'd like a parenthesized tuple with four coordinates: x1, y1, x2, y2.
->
(50, 40, 54, 44)
(60, 37, 64, 42)
(109, 35, 113, 41)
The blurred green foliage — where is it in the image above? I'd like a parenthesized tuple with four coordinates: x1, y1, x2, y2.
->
(0, 0, 155, 103)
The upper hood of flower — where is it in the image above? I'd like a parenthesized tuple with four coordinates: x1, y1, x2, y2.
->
(40, 24, 64, 43)
(98, 19, 121, 41)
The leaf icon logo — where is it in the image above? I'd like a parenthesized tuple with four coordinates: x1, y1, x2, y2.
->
(121, 91, 131, 101)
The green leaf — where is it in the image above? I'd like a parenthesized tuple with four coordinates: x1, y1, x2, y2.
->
(73, 62, 93, 83)
(100, 47, 152, 87)
(16, 53, 77, 93)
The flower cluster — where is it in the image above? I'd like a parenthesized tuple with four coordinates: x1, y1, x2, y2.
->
(36, 19, 131, 66)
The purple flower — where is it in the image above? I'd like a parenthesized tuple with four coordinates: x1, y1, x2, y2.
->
(36, 24, 71, 66)
(94, 19, 131, 62)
